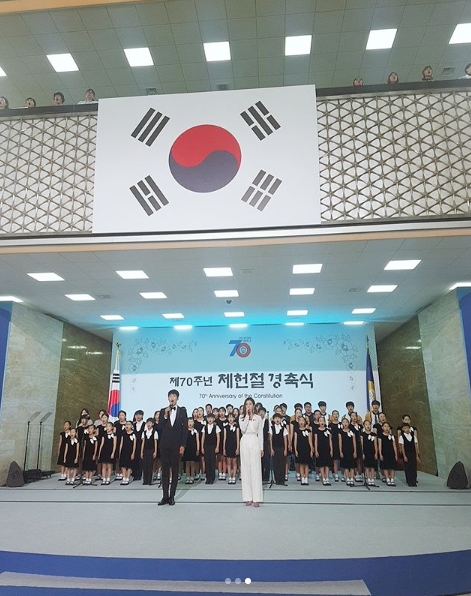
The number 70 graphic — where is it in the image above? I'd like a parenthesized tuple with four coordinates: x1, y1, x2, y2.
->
(229, 340, 251, 358)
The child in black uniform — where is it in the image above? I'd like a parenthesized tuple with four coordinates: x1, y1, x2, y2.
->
(378, 422, 398, 486)
(361, 420, 377, 486)
(223, 412, 240, 484)
(114, 410, 127, 481)
(119, 420, 136, 486)
(269, 412, 288, 485)
(398, 422, 420, 487)
(57, 421, 71, 481)
(315, 416, 333, 486)
(98, 421, 117, 485)
(82, 423, 98, 484)
(201, 412, 220, 484)
(141, 417, 158, 486)
(132, 410, 145, 481)
(64, 427, 80, 485)
(339, 417, 357, 486)
(294, 416, 313, 486)
(184, 417, 200, 484)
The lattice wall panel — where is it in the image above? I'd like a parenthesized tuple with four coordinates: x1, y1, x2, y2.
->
(1, 90, 471, 235)
(317, 91, 471, 221)
(0, 115, 95, 234)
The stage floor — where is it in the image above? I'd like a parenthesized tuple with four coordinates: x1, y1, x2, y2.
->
(0, 470, 470, 596)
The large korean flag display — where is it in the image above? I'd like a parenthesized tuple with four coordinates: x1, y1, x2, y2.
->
(93, 85, 321, 234)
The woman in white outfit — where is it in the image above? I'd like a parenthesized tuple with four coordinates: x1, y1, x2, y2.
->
(239, 397, 264, 507)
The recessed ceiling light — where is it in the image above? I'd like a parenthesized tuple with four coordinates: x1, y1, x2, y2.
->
(64, 358, 76, 362)
(229, 323, 248, 329)
(214, 290, 239, 298)
(285, 322, 305, 326)
(450, 282, 471, 290)
(119, 326, 139, 331)
(67, 345, 87, 350)
(290, 288, 315, 296)
(28, 272, 64, 282)
(449, 23, 471, 44)
(124, 47, 154, 67)
(384, 260, 421, 270)
(405, 346, 421, 350)
(65, 294, 95, 301)
(0, 67, 6, 77)
(293, 264, 322, 274)
(285, 35, 312, 56)
(174, 324, 193, 330)
(86, 351, 104, 355)
(116, 270, 148, 280)
(366, 28, 397, 50)
(140, 292, 166, 299)
(100, 315, 124, 321)
(0, 295, 23, 303)
(47, 53, 79, 72)
(162, 313, 184, 319)
(203, 41, 231, 62)
(224, 311, 244, 318)
(204, 267, 233, 277)
(344, 321, 364, 325)
(287, 309, 308, 316)
(352, 308, 376, 314)
(367, 285, 397, 293)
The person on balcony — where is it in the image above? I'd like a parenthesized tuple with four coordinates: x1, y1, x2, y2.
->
(459, 63, 471, 79)
(387, 72, 399, 84)
(53, 91, 65, 106)
(0, 96, 9, 109)
(78, 88, 98, 104)
(421, 66, 433, 81)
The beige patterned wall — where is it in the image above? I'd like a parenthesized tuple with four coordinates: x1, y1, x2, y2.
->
(1, 88, 471, 235)
(418, 291, 471, 480)
(377, 316, 437, 475)
(0, 303, 63, 483)
(52, 323, 111, 469)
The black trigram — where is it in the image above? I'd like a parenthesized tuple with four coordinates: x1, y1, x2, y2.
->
(241, 170, 282, 211)
(111, 373, 120, 383)
(131, 108, 170, 146)
(241, 101, 280, 140)
(130, 176, 169, 216)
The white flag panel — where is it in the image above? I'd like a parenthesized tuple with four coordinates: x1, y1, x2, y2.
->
(93, 86, 321, 234)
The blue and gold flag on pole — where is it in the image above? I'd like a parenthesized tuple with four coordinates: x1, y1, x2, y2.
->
(366, 340, 376, 412)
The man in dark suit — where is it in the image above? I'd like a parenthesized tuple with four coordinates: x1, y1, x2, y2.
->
(157, 389, 188, 506)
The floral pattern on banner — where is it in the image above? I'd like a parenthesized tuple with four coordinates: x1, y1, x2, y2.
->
(127, 338, 198, 373)
(283, 335, 359, 370)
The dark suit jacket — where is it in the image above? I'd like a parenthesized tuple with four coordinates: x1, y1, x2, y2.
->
(157, 405, 188, 450)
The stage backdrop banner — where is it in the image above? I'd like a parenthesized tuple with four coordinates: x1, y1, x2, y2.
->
(93, 86, 320, 234)
(112, 324, 379, 418)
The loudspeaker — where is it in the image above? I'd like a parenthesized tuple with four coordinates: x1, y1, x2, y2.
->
(6, 461, 24, 488)
(23, 469, 43, 483)
(447, 461, 469, 489)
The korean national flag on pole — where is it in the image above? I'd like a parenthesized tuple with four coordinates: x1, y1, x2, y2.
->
(93, 86, 321, 234)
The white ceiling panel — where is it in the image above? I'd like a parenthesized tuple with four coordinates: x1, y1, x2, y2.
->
(9, 35, 43, 57)
(342, 8, 375, 32)
(228, 17, 257, 40)
(35, 33, 69, 54)
(259, 73, 284, 86)
(258, 37, 284, 57)
(233, 58, 259, 77)
(182, 61, 209, 80)
(151, 45, 180, 66)
(136, 3, 170, 26)
(22, 11, 58, 35)
(115, 84, 141, 96)
(162, 80, 188, 93)
(50, 9, 86, 33)
(230, 38, 257, 60)
(401, 4, 433, 27)
(0, 15, 31, 37)
(143, 24, 175, 46)
(89, 28, 121, 51)
(226, 0, 256, 20)
(371, 5, 405, 28)
(107, 5, 141, 28)
(176, 43, 206, 63)
(257, 15, 285, 38)
(207, 60, 234, 78)
(199, 19, 229, 42)
(339, 31, 370, 52)
(61, 31, 95, 52)
(171, 21, 202, 44)
(258, 56, 284, 75)
(98, 49, 129, 69)
(286, 12, 315, 35)
(78, 7, 113, 30)
(107, 67, 136, 86)
(156, 63, 185, 82)
(115, 26, 148, 47)
(73, 51, 104, 70)
(313, 11, 345, 34)
(196, 0, 227, 21)
(284, 55, 310, 74)
(166, 0, 198, 24)
(185, 78, 211, 91)
(286, 0, 316, 13)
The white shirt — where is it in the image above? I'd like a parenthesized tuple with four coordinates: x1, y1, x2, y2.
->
(398, 433, 417, 445)
(142, 429, 158, 440)
(170, 406, 177, 426)
(239, 414, 264, 450)
(203, 423, 220, 435)
(269, 423, 288, 436)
